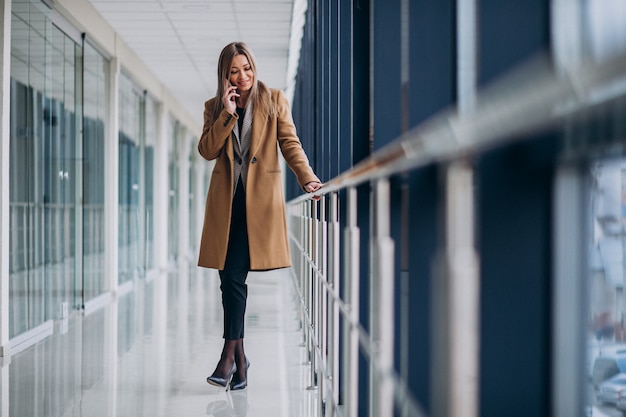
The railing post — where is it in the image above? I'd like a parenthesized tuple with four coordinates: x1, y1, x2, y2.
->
(328, 192, 341, 416)
(319, 196, 328, 416)
(299, 201, 307, 346)
(307, 199, 317, 390)
(369, 179, 395, 417)
(432, 160, 479, 417)
(343, 187, 360, 417)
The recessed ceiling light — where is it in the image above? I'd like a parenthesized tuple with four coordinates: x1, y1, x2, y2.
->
(182, 4, 210, 11)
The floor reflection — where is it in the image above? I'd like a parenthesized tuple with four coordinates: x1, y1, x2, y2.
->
(3, 265, 316, 417)
(207, 390, 249, 417)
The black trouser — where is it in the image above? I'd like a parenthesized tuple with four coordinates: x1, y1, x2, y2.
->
(218, 178, 250, 339)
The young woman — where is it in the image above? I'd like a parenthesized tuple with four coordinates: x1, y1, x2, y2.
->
(198, 42, 322, 390)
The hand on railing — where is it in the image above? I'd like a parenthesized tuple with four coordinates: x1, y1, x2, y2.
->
(304, 181, 323, 201)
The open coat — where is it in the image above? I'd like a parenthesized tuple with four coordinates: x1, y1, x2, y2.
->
(197, 88, 320, 270)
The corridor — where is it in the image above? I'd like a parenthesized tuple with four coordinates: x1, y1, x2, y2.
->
(4, 0, 626, 415)
(5, 266, 316, 417)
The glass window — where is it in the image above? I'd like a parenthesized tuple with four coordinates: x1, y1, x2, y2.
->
(188, 132, 197, 254)
(144, 96, 158, 271)
(587, 159, 626, 414)
(168, 117, 180, 262)
(118, 72, 144, 283)
(9, 1, 80, 336)
(82, 41, 108, 301)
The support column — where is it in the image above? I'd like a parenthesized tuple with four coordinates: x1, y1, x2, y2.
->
(0, 0, 12, 359)
(104, 57, 120, 293)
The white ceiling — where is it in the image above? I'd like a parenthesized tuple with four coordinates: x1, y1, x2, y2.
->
(86, 0, 299, 127)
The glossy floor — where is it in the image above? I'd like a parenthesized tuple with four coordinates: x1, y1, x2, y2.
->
(2, 265, 319, 417)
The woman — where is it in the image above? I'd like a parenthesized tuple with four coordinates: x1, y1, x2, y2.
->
(198, 42, 322, 390)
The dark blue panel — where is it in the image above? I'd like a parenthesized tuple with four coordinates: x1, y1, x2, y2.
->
(329, 0, 340, 179)
(357, 181, 371, 417)
(409, 0, 456, 127)
(318, 0, 328, 181)
(390, 168, 437, 414)
(408, 167, 437, 413)
(338, 0, 353, 173)
(353, 0, 370, 165)
(289, 4, 317, 200)
(372, 0, 402, 150)
(479, 0, 550, 86)
(477, 136, 556, 417)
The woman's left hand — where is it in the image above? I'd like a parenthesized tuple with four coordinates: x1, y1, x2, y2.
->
(304, 181, 323, 200)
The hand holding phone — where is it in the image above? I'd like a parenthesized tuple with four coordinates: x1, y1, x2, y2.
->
(222, 79, 239, 113)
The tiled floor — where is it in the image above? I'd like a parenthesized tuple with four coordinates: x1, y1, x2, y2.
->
(2, 264, 319, 417)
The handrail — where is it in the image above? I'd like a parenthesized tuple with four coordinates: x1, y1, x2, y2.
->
(287, 50, 626, 417)
(291, 51, 626, 204)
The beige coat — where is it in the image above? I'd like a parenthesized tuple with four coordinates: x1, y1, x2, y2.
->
(197, 88, 320, 270)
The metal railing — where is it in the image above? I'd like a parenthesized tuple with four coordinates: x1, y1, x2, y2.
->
(289, 184, 431, 417)
(286, 50, 626, 417)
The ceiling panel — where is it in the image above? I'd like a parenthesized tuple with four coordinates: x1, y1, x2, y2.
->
(87, 0, 297, 127)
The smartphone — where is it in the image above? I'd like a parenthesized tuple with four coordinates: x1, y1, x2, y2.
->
(229, 80, 239, 101)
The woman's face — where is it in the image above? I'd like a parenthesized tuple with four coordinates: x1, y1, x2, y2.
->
(229, 54, 254, 93)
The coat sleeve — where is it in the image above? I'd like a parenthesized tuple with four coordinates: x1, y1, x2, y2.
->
(274, 90, 321, 188)
(198, 98, 239, 161)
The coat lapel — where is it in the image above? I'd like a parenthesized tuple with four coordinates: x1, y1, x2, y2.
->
(232, 118, 240, 151)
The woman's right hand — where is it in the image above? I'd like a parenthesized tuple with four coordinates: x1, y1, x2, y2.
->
(222, 79, 239, 114)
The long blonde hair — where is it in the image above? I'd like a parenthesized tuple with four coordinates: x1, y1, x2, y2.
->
(212, 42, 273, 121)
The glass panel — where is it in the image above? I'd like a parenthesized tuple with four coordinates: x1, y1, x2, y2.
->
(82, 42, 108, 301)
(188, 133, 197, 254)
(118, 73, 143, 283)
(45, 24, 77, 319)
(168, 118, 179, 262)
(144, 97, 158, 271)
(9, 1, 79, 337)
(587, 159, 626, 416)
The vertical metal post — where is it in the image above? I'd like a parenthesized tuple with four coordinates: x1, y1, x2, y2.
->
(319, 196, 328, 415)
(399, 180, 410, 417)
(299, 201, 306, 341)
(552, 164, 586, 417)
(297, 202, 304, 339)
(328, 192, 341, 415)
(343, 187, 360, 417)
(551, 0, 584, 73)
(457, 0, 477, 114)
(308, 200, 317, 390)
(550, 3, 586, 411)
(432, 161, 479, 417)
(429, 1, 479, 415)
(370, 179, 395, 417)
(301, 202, 311, 352)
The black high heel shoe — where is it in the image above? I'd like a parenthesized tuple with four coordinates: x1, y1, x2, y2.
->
(207, 362, 237, 388)
(229, 357, 250, 391)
